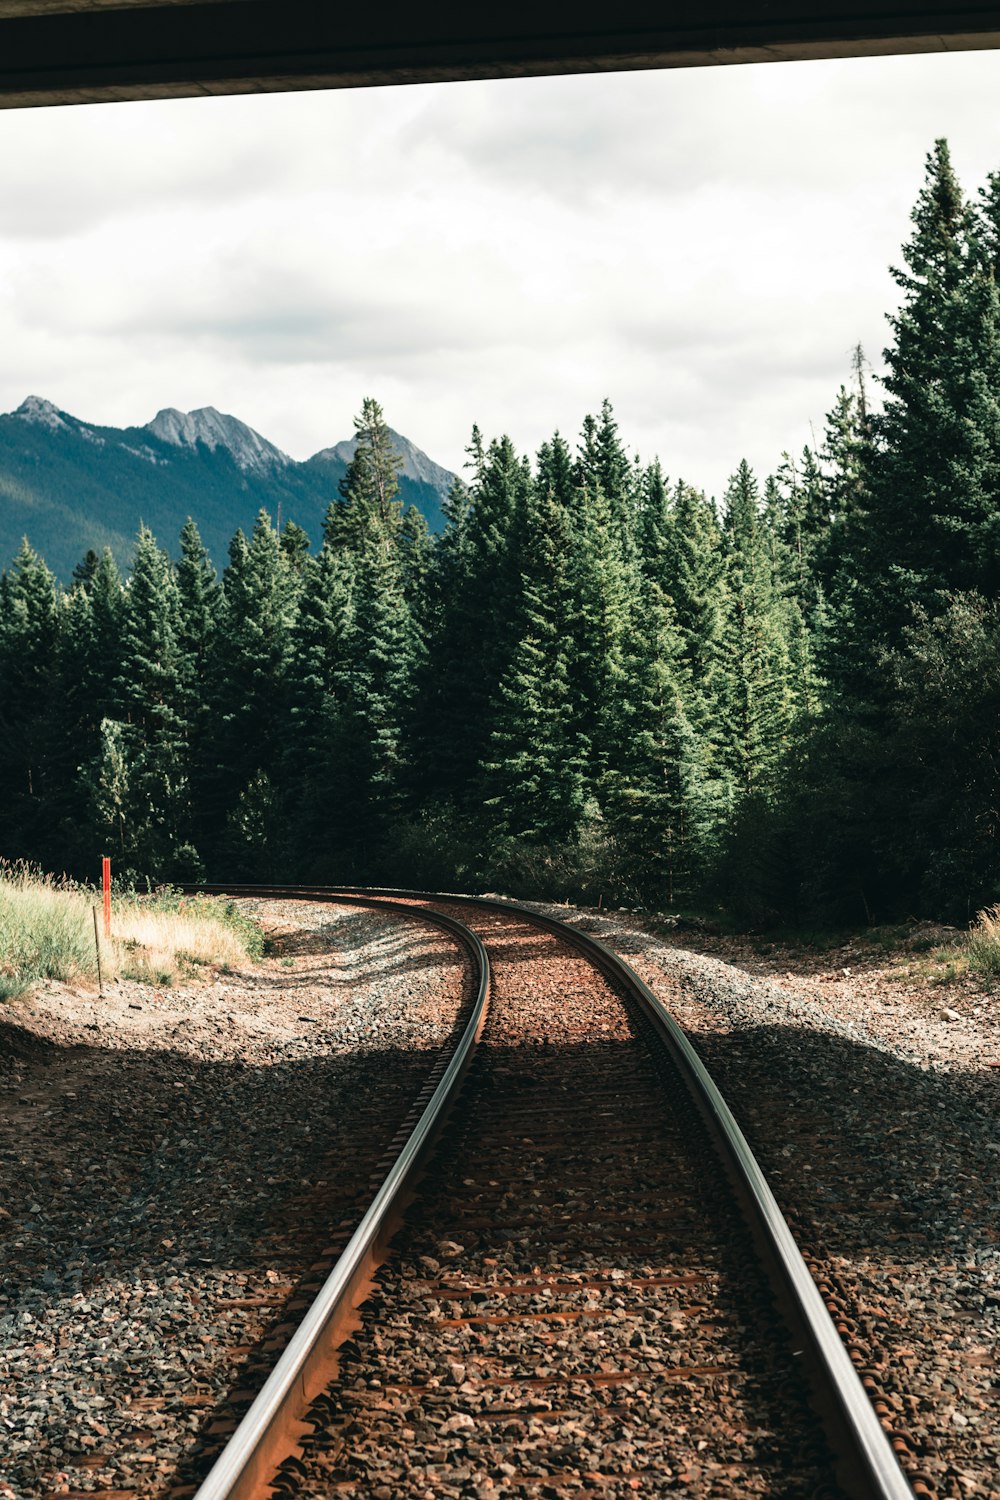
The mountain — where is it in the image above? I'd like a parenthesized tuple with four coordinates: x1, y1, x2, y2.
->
(313, 429, 456, 493)
(0, 397, 457, 578)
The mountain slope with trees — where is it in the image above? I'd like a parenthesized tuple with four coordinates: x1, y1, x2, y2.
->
(0, 398, 454, 579)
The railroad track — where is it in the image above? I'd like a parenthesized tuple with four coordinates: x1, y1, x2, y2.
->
(176, 885, 918, 1500)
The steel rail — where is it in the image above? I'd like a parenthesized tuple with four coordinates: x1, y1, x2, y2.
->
(310, 883, 914, 1500)
(186, 882, 913, 1500)
(182, 888, 491, 1500)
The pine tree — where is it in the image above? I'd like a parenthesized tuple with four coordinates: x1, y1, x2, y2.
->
(285, 541, 354, 871)
(48, 549, 126, 868)
(71, 550, 100, 589)
(399, 504, 433, 614)
(323, 512, 418, 872)
(636, 459, 671, 577)
(415, 433, 530, 805)
(535, 431, 575, 510)
(175, 518, 221, 857)
(603, 579, 716, 903)
(840, 140, 1000, 676)
(565, 463, 634, 791)
(718, 461, 795, 799)
(209, 512, 298, 871)
(327, 397, 404, 549)
(0, 541, 62, 859)
(102, 526, 196, 878)
(481, 487, 588, 846)
(279, 519, 312, 577)
(659, 482, 729, 740)
(86, 718, 132, 863)
(575, 400, 636, 556)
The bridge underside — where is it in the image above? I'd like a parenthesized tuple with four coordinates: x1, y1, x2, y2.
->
(2, 2, 1000, 109)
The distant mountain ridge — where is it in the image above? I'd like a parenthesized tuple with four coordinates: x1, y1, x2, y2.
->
(0, 396, 457, 579)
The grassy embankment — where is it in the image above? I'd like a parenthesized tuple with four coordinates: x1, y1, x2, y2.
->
(0, 864, 262, 1001)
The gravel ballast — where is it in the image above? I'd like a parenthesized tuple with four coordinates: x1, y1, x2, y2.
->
(3, 892, 997, 1498)
(0, 899, 466, 1500)
(289, 903, 836, 1499)
(530, 902, 1000, 1500)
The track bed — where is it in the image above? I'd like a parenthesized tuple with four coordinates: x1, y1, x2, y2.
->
(277, 903, 838, 1499)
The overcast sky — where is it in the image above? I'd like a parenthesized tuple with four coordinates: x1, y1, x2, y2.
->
(3, 49, 1000, 500)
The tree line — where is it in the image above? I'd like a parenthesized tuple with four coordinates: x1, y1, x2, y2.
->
(3, 139, 1000, 924)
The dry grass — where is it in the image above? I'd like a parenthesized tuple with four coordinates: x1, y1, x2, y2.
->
(111, 905, 250, 983)
(0, 863, 261, 1000)
(964, 904, 1000, 977)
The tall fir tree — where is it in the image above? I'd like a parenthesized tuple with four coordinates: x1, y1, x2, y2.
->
(837, 140, 1000, 686)
(603, 578, 716, 902)
(92, 526, 197, 878)
(0, 541, 63, 859)
(326, 397, 405, 550)
(718, 461, 795, 800)
(323, 512, 419, 872)
(174, 518, 221, 857)
(481, 487, 588, 846)
(209, 512, 299, 871)
(415, 433, 531, 806)
(285, 542, 354, 871)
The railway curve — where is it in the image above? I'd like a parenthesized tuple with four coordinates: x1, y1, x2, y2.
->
(180, 884, 916, 1500)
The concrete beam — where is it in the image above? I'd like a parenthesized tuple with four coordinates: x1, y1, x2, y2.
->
(3, 2, 1000, 108)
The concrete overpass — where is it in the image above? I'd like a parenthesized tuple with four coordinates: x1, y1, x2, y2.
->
(2, 2, 1000, 110)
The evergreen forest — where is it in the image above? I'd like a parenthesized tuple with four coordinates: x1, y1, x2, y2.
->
(4, 140, 1000, 925)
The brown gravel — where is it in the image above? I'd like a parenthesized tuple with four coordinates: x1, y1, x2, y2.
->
(6, 892, 994, 1499)
(0, 898, 466, 1500)
(528, 903, 1000, 1500)
(288, 904, 838, 1500)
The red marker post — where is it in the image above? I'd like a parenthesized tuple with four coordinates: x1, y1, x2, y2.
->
(102, 857, 111, 939)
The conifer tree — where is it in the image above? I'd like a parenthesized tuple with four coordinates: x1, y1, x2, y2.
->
(535, 431, 575, 510)
(279, 519, 312, 577)
(575, 400, 636, 557)
(175, 518, 221, 854)
(718, 461, 795, 799)
(603, 578, 716, 902)
(50, 548, 126, 867)
(416, 433, 530, 805)
(98, 526, 196, 878)
(636, 460, 671, 577)
(327, 397, 404, 549)
(399, 504, 433, 614)
(659, 482, 729, 739)
(841, 140, 1000, 674)
(481, 486, 588, 846)
(565, 464, 634, 789)
(409, 477, 475, 805)
(323, 511, 418, 871)
(284, 541, 353, 870)
(0, 541, 62, 857)
(71, 550, 100, 589)
(209, 512, 298, 870)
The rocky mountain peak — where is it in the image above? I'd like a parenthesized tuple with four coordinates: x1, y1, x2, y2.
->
(144, 405, 291, 475)
(14, 395, 69, 432)
(312, 426, 454, 492)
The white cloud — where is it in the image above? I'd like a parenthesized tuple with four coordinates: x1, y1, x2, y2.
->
(3, 50, 1000, 498)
